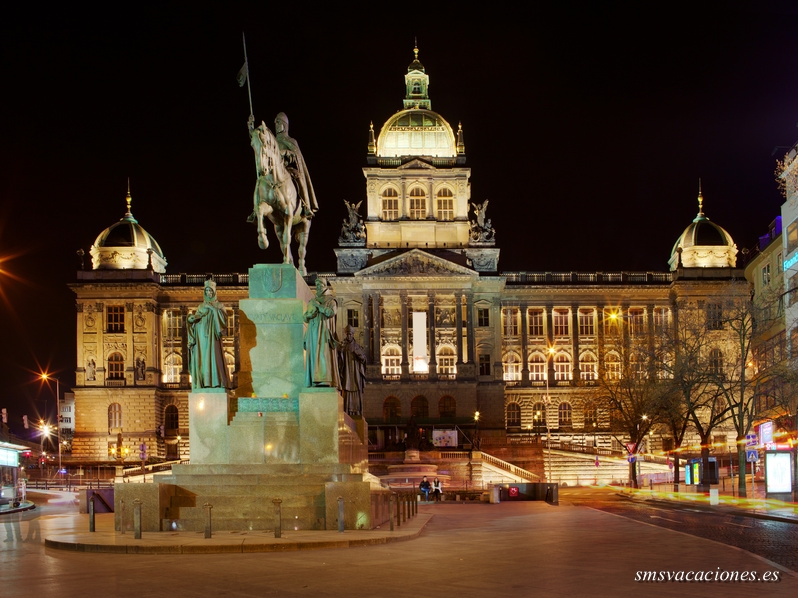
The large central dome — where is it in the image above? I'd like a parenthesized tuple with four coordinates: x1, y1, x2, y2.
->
(377, 109, 457, 158)
(669, 186, 737, 270)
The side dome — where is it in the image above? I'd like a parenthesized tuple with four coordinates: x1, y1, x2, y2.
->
(90, 190, 167, 272)
(376, 109, 457, 158)
(669, 188, 737, 270)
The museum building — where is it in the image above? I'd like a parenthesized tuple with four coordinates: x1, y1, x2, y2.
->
(69, 49, 745, 464)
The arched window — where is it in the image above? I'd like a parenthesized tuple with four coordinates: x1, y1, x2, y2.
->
(409, 187, 426, 219)
(506, 402, 521, 428)
(528, 353, 546, 381)
(558, 403, 573, 427)
(439, 395, 456, 419)
(503, 352, 522, 381)
(165, 405, 179, 433)
(163, 353, 182, 384)
(381, 187, 399, 221)
(383, 396, 401, 422)
(381, 346, 401, 377)
(437, 346, 456, 376)
(604, 352, 621, 381)
(436, 187, 454, 221)
(532, 402, 546, 431)
(580, 352, 597, 381)
(554, 352, 571, 381)
(411, 395, 429, 418)
(709, 348, 724, 376)
(108, 403, 122, 430)
(108, 352, 125, 380)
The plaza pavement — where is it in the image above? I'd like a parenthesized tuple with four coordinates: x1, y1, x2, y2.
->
(3, 489, 798, 597)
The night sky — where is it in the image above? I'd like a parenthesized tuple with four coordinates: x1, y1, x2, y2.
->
(2, 3, 797, 432)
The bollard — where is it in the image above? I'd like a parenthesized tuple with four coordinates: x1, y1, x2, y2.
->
(203, 503, 213, 539)
(389, 493, 395, 531)
(120, 499, 126, 534)
(395, 492, 401, 527)
(337, 496, 345, 533)
(272, 498, 282, 538)
(133, 499, 142, 539)
(89, 495, 96, 532)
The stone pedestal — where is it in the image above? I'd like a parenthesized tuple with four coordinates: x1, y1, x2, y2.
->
(116, 264, 371, 533)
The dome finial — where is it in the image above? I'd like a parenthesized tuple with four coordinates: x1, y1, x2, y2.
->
(126, 178, 133, 216)
(414, 37, 419, 61)
(697, 178, 704, 217)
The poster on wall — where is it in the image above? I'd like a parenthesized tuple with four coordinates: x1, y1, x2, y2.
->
(432, 430, 458, 447)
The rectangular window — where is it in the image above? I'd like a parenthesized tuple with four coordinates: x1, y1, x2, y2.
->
(409, 196, 426, 220)
(502, 308, 519, 336)
(706, 303, 723, 330)
(437, 197, 454, 221)
(528, 309, 544, 337)
(652, 307, 669, 331)
(604, 309, 621, 337)
(762, 264, 771, 286)
(553, 309, 569, 337)
(477, 308, 490, 327)
(382, 199, 398, 220)
(778, 252, 783, 273)
(347, 309, 359, 328)
(578, 309, 594, 337)
(163, 309, 183, 340)
(223, 309, 235, 337)
(787, 220, 798, 254)
(107, 306, 125, 333)
(628, 308, 645, 336)
(478, 354, 491, 376)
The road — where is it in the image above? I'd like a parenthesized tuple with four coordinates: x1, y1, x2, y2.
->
(2, 489, 796, 598)
(561, 486, 798, 573)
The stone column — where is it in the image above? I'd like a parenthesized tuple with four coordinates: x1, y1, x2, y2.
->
(232, 306, 241, 388)
(363, 293, 372, 363)
(520, 304, 530, 386)
(372, 292, 382, 365)
(545, 304, 555, 384)
(597, 304, 606, 379)
(571, 304, 580, 386)
(401, 292, 410, 379)
(428, 292, 437, 379)
(180, 306, 190, 387)
(455, 292, 464, 365)
(466, 292, 475, 365)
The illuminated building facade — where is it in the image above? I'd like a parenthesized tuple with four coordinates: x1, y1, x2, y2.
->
(69, 49, 745, 464)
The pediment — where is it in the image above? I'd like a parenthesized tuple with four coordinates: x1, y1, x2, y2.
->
(397, 159, 437, 170)
(355, 249, 476, 278)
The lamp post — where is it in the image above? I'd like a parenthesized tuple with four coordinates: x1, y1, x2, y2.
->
(544, 346, 555, 483)
(40, 373, 62, 479)
(39, 421, 51, 472)
(473, 412, 480, 451)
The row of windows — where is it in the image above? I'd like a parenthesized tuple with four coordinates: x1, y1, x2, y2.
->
(502, 347, 728, 381)
(506, 401, 598, 429)
(381, 186, 455, 221)
(108, 403, 180, 431)
(381, 346, 457, 376)
(382, 395, 456, 420)
(497, 307, 671, 338)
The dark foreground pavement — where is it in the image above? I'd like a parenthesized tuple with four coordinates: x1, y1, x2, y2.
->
(2, 492, 797, 598)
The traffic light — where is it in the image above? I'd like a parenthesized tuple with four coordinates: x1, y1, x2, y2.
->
(22, 415, 29, 429)
(1, 408, 7, 423)
(139, 443, 147, 461)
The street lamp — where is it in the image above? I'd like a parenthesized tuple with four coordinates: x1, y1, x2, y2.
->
(473, 412, 480, 451)
(40, 421, 51, 471)
(40, 373, 62, 479)
(544, 346, 555, 483)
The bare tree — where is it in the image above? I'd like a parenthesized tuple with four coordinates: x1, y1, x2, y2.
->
(592, 325, 669, 488)
(660, 299, 733, 491)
